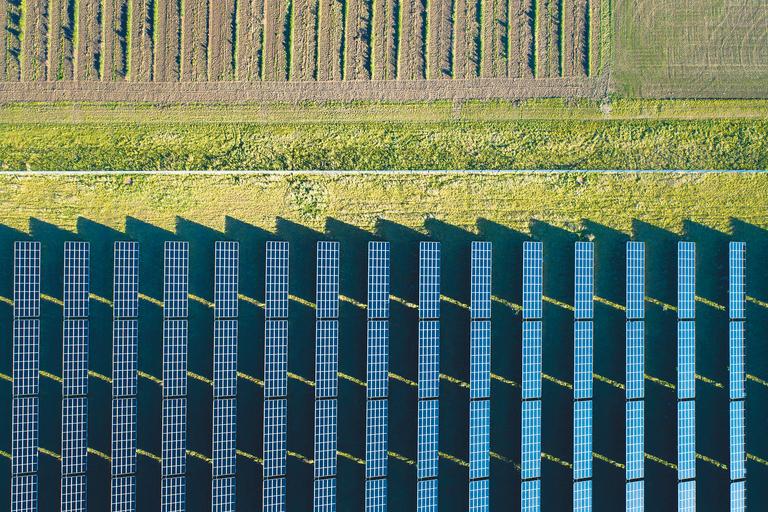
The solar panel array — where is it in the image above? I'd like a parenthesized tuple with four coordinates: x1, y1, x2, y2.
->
(213, 242, 239, 508)
(521, 242, 542, 511)
(366, 241, 390, 510)
(573, 242, 593, 510)
(625, 242, 645, 510)
(264, 241, 289, 511)
(677, 242, 696, 507)
(12, 242, 40, 512)
(111, 256, 139, 512)
(315, 242, 339, 511)
(729, 242, 746, 511)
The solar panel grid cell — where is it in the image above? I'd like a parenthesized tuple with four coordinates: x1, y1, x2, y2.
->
(625, 322, 644, 400)
(678, 480, 696, 512)
(315, 320, 339, 399)
(367, 320, 389, 399)
(469, 399, 490, 480)
(366, 399, 389, 479)
(468, 478, 489, 512)
(573, 400, 593, 481)
(521, 399, 541, 480)
(520, 479, 540, 512)
(729, 400, 746, 481)
(418, 321, 440, 400)
(14, 241, 41, 319)
(574, 321, 593, 400)
(416, 478, 438, 512)
(111, 397, 137, 477)
(214, 320, 238, 398)
(677, 242, 695, 320)
(63, 320, 89, 397)
(522, 242, 543, 320)
(730, 481, 746, 512)
(161, 476, 186, 512)
(11, 474, 38, 512)
(61, 397, 88, 476)
(677, 321, 695, 400)
(110, 475, 136, 512)
(163, 320, 189, 398)
(470, 320, 491, 400)
(265, 320, 289, 398)
(162, 398, 188, 477)
(365, 478, 387, 512)
(61, 474, 87, 512)
(574, 242, 593, 320)
(729, 322, 745, 401)
(626, 242, 645, 320)
(313, 477, 336, 512)
(677, 400, 696, 481)
(419, 242, 441, 319)
(367, 242, 390, 320)
(112, 320, 138, 398)
(113, 241, 139, 319)
(417, 399, 439, 480)
(626, 480, 644, 512)
(266, 241, 290, 319)
(470, 241, 492, 320)
(314, 399, 338, 478)
(522, 321, 542, 400)
(573, 479, 592, 511)
(13, 319, 39, 397)
(215, 241, 239, 319)
(264, 399, 288, 478)
(212, 477, 236, 512)
(12, 397, 39, 476)
(212, 398, 237, 478)
(729, 242, 746, 320)
(164, 241, 189, 319)
(64, 241, 90, 319)
(316, 241, 340, 320)
(263, 477, 287, 512)
(625, 400, 644, 481)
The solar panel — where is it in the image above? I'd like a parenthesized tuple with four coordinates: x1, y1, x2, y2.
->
(315, 320, 339, 399)
(626, 400, 644, 481)
(417, 399, 439, 480)
(367, 320, 389, 399)
(111, 475, 136, 512)
(678, 480, 696, 512)
(163, 320, 188, 398)
(212, 476, 236, 512)
(316, 241, 340, 319)
(730, 481, 745, 512)
(521, 479, 541, 512)
(677, 400, 696, 481)
(112, 320, 138, 398)
(365, 478, 387, 512)
(313, 477, 336, 512)
(162, 398, 188, 477)
(215, 241, 239, 319)
(470, 241, 492, 320)
(164, 241, 189, 319)
(626, 242, 645, 320)
(265, 241, 289, 319)
(677, 321, 695, 400)
(626, 480, 644, 512)
(468, 478, 489, 512)
(729, 242, 746, 320)
(522, 321, 542, 400)
(161, 476, 186, 512)
(523, 242, 543, 320)
(64, 241, 90, 318)
(111, 397, 137, 476)
(63, 320, 89, 397)
(61, 397, 88, 476)
(469, 399, 490, 480)
(13, 319, 39, 397)
(729, 322, 745, 400)
(470, 320, 491, 400)
(418, 321, 440, 400)
(212, 398, 237, 478)
(521, 399, 541, 480)
(419, 242, 441, 319)
(573, 479, 592, 512)
(263, 476, 286, 512)
(416, 478, 438, 512)
(265, 320, 288, 398)
(12, 397, 38, 475)
(574, 321, 593, 400)
(14, 241, 40, 319)
(314, 398, 338, 478)
(365, 399, 389, 479)
(367, 242, 390, 320)
(61, 474, 87, 512)
(729, 400, 745, 481)
(214, 319, 238, 398)
(113, 241, 139, 319)
(11, 474, 38, 512)
(263, 398, 287, 478)
(574, 242, 594, 320)
(677, 242, 695, 319)
(625, 321, 644, 400)
(573, 400, 593, 481)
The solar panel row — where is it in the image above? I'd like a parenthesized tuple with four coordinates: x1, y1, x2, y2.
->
(729, 242, 746, 511)
(573, 243, 593, 510)
(470, 241, 492, 320)
(317, 241, 340, 320)
(419, 242, 441, 319)
(14, 241, 41, 319)
(164, 241, 189, 319)
(574, 242, 593, 320)
(113, 241, 139, 319)
(214, 241, 239, 319)
(64, 241, 90, 319)
(625, 242, 645, 509)
(676, 242, 696, 503)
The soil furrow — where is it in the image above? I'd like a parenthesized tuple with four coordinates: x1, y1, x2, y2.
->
(371, 0, 397, 79)
(46, 0, 75, 79)
(209, 0, 237, 80)
(480, 0, 507, 77)
(181, 0, 209, 80)
(426, 0, 452, 79)
(262, 0, 290, 80)
(291, 0, 318, 80)
(507, 0, 533, 77)
(21, 0, 48, 81)
(344, 0, 372, 79)
(398, 0, 426, 79)
(316, 0, 343, 80)
(3, 0, 21, 80)
(453, 0, 480, 78)
(236, 0, 264, 80)
(102, 0, 129, 80)
(76, 0, 103, 80)
(536, 0, 560, 77)
(128, 0, 154, 81)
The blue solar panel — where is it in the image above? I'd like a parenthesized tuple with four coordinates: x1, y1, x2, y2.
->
(470, 320, 491, 400)
(574, 242, 593, 320)
(677, 400, 696, 481)
(215, 241, 239, 319)
(161, 476, 186, 512)
(64, 241, 90, 318)
(729, 242, 746, 320)
(113, 241, 139, 319)
(14, 241, 40, 319)
(573, 400, 593, 481)
(212, 398, 237, 478)
(266, 241, 289, 319)
(729, 322, 745, 400)
(11, 474, 38, 512)
(573, 479, 592, 512)
(417, 399, 439, 480)
(13, 319, 39, 397)
(730, 481, 745, 512)
(263, 477, 286, 512)
(471, 241, 492, 320)
(419, 242, 441, 319)
(112, 320, 138, 398)
(164, 241, 189, 319)
(523, 242, 543, 320)
(365, 478, 387, 512)
(263, 398, 287, 478)
(367, 242, 390, 320)
(314, 398, 338, 478)
(12, 397, 38, 476)
(111, 475, 136, 512)
(574, 321, 593, 400)
(626, 242, 645, 320)
(61, 474, 86, 512)
(162, 398, 187, 477)
(366, 399, 389, 479)
(111, 397, 137, 476)
(316, 241, 340, 319)
(521, 399, 541, 480)
(521, 479, 540, 512)
(678, 480, 696, 512)
(626, 321, 644, 400)
(265, 320, 288, 398)
(468, 477, 489, 512)
(678, 242, 695, 319)
(61, 397, 88, 476)
(63, 320, 88, 397)
(315, 320, 339, 399)
(418, 321, 440, 400)
(469, 399, 490, 480)
(212, 476, 236, 512)
(729, 400, 745, 481)
(214, 319, 238, 398)
(417, 478, 437, 512)
(626, 480, 644, 512)
(522, 321, 542, 400)
(313, 477, 336, 512)
(163, 319, 188, 398)
(626, 400, 644, 481)
(677, 321, 695, 400)
(367, 320, 389, 399)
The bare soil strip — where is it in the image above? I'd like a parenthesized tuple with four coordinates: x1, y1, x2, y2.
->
(588, 0, 599, 76)
(155, 0, 181, 81)
(0, 1, 6, 79)
(46, 0, 75, 79)
(21, 0, 48, 81)
(236, 0, 264, 80)
(317, 0, 344, 80)
(344, 0, 372, 80)
(453, 0, 480, 78)
(3, 0, 21, 80)
(426, 0, 453, 79)
(398, 0, 426, 79)
(507, 0, 533, 78)
(371, 0, 398, 80)
(76, 0, 103, 80)
(291, 0, 318, 80)
(562, 0, 587, 76)
(181, 0, 209, 80)
(102, 0, 128, 80)
(209, 0, 237, 80)
(480, 0, 507, 78)
(536, 0, 560, 77)
(262, 0, 290, 80)
(129, 0, 154, 81)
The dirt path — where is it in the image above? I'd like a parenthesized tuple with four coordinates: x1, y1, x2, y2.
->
(75, 0, 103, 80)
(317, 0, 344, 80)
(262, 0, 290, 80)
(291, 0, 319, 80)
(371, 0, 398, 79)
(181, 0, 209, 80)
(427, 0, 453, 79)
(344, 0, 372, 80)
(209, 0, 237, 80)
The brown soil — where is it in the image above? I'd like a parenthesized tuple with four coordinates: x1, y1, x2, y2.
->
(344, 0, 372, 80)
(129, 0, 154, 81)
(480, 0, 507, 78)
(426, 0, 453, 79)
(20, 0, 48, 81)
(236, 0, 264, 80)
(453, 0, 480, 79)
(46, 0, 75, 80)
(508, 0, 534, 78)
(181, 0, 209, 80)
(262, 0, 290, 80)
(371, 0, 398, 80)
(209, 0, 237, 80)
(75, 0, 102, 80)
(317, 0, 344, 80)
(102, 0, 128, 81)
(398, 0, 426, 79)
(291, 0, 319, 80)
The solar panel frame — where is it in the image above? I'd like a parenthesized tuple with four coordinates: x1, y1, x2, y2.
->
(64, 241, 90, 319)
(678, 480, 696, 512)
(111, 397, 137, 477)
(626, 480, 644, 512)
(574, 242, 594, 320)
(626, 321, 644, 400)
(730, 481, 745, 512)
(625, 400, 644, 481)
(264, 319, 288, 398)
(11, 396, 39, 476)
(164, 241, 189, 319)
(677, 400, 696, 481)
(265, 241, 290, 319)
(367, 242, 390, 320)
(14, 241, 41, 319)
(364, 478, 387, 512)
(574, 321, 593, 400)
(367, 320, 389, 400)
(365, 398, 389, 479)
(417, 399, 439, 480)
(418, 320, 440, 400)
(161, 476, 186, 512)
(61, 474, 87, 512)
(470, 320, 491, 400)
(573, 479, 592, 512)
(416, 478, 438, 512)
(263, 476, 287, 512)
(315, 320, 339, 399)
(468, 478, 489, 512)
(212, 398, 237, 478)
(110, 475, 136, 512)
(626, 242, 645, 320)
(63, 319, 89, 397)
(729, 242, 746, 320)
(11, 474, 38, 512)
(212, 476, 236, 512)
(112, 320, 138, 398)
(573, 399, 593, 481)
(521, 399, 541, 480)
(214, 319, 238, 399)
(263, 398, 288, 478)
(316, 241, 340, 320)
(677, 242, 696, 320)
(521, 479, 541, 512)
(113, 241, 139, 319)
(13, 319, 39, 397)
(163, 319, 188, 398)
(61, 397, 88, 476)
(677, 321, 695, 400)
(469, 399, 490, 480)
(313, 477, 336, 512)
(729, 322, 745, 401)
(314, 398, 338, 479)
(729, 400, 746, 481)
(419, 242, 441, 320)
(522, 321, 542, 400)
(162, 398, 188, 477)
(523, 242, 543, 320)
(470, 241, 492, 320)
(214, 241, 239, 319)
